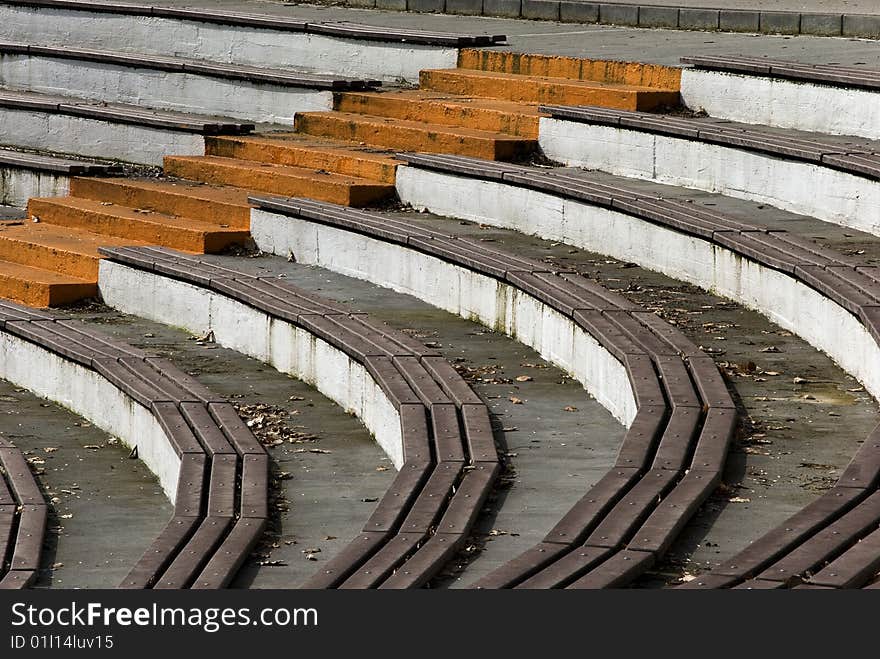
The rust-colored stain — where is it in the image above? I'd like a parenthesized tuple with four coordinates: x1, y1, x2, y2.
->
(5, 48, 683, 307)
(457, 49, 683, 90)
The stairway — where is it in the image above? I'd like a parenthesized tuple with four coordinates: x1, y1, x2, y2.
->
(2, 51, 681, 308)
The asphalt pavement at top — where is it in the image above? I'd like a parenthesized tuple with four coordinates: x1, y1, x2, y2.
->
(148, 0, 880, 66)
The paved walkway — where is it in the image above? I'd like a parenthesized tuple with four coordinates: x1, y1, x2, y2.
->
(0, 377, 171, 588)
(149, 0, 880, 66)
(523, 0, 879, 11)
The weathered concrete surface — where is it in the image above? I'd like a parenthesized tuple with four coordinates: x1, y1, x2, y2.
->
(0, 167, 69, 208)
(69, 306, 394, 589)
(538, 118, 880, 238)
(354, 209, 880, 584)
(146, 1, 880, 66)
(553, 168, 880, 264)
(0, 206, 26, 220)
(195, 252, 626, 588)
(0, 377, 170, 589)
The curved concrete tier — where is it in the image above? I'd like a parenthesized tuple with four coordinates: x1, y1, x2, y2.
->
(0, 0, 495, 83)
(97, 245, 500, 589)
(680, 56, 880, 140)
(538, 107, 880, 238)
(393, 154, 880, 587)
(247, 196, 738, 589)
(0, 298, 268, 589)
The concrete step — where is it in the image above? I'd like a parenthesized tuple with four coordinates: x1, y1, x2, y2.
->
(0, 43, 379, 124)
(0, 89, 252, 166)
(457, 50, 682, 89)
(163, 155, 395, 206)
(0, 221, 144, 280)
(69, 178, 252, 230)
(294, 111, 536, 161)
(0, 258, 95, 307)
(0, 3, 494, 84)
(333, 90, 543, 138)
(26, 197, 248, 253)
(205, 134, 401, 184)
(419, 69, 680, 111)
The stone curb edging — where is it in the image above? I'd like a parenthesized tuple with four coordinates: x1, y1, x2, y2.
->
(393, 154, 880, 588)
(0, 298, 268, 590)
(97, 245, 501, 589)
(318, 0, 880, 39)
(0, 431, 48, 589)
(248, 195, 739, 589)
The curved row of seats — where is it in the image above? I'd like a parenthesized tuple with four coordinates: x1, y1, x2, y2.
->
(542, 104, 880, 180)
(0, 147, 120, 207)
(243, 196, 740, 588)
(537, 105, 880, 237)
(0, 42, 381, 126)
(1, 0, 504, 48)
(0, 298, 268, 589)
(0, 397, 46, 589)
(390, 153, 880, 588)
(679, 55, 880, 140)
(396, 153, 880, 393)
(96, 245, 501, 589)
(0, 0, 501, 86)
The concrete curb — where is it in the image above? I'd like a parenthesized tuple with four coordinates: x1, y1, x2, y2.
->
(0, 52, 335, 125)
(249, 207, 638, 428)
(538, 117, 880, 238)
(680, 69, 880, 141)
(0, 4, 460, 84)
(0, 108, 208, 166)
(0, 167, 69, 208)
(394, 165, 880, 403)
(0, 330, 181, 499)
(318, 0, 880, 39)
(98, 259, 407, 469)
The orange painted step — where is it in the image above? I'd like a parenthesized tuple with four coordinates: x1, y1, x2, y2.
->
(457, 49, 682, 89)
(294, 112, 536, 161)
(205, 134, 401, 184)
(0, 221, 144, 280)
(69, 178, 252, 229)
(333, 90, 542, 138)
(0, 259, 95, 308)
(163, 155, 394, 207)
(419, 69, 680, 111)
(27, 197, 248, 253)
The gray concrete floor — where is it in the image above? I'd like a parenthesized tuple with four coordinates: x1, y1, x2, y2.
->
(150, 0, 880, 66)
(70, 308, 394, 588)
(553, 167, 880, 265)
(0, 378, 171, 588)
(0, 207, 25, 220)
(196, 253, 626, 588)
(371, 208, 880, 584)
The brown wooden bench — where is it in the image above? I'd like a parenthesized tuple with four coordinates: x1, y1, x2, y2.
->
(246, 196, 740, 589)
(398, 152, 880, 588)
(0, 297, 267, 589)
(98, 245, 501, 589)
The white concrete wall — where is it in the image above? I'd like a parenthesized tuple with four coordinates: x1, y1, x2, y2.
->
(538, 117, 880, 238)
(681, 69, 880, 140)
(395, 166, 880, 402)
(97, 260, 405, 468)
(0, 331, 180, 500)
(0, 167, 69, 207)
(0, 6, 458, 84)
(0, 54, 332, 124)
(0, 109, 206, 165)
(251, 208, 638, 427)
